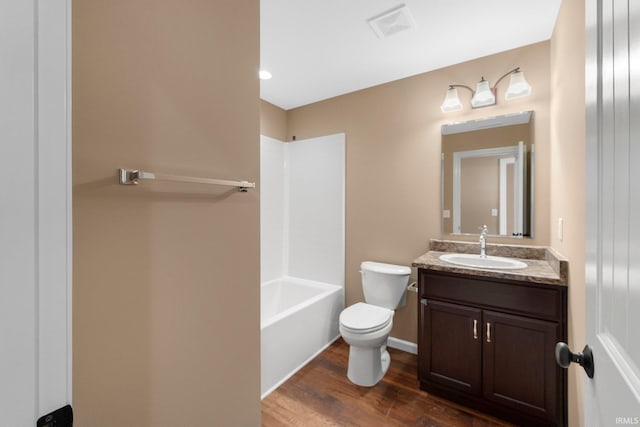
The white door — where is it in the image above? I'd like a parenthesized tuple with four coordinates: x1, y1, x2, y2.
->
(498, 156, 515, 236)
(0, 0, 72, 425)
(514, 140, 524, 236)
(584, 0, 640, 424)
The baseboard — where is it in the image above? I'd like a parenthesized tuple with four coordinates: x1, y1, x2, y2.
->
(388, 336, 417, 355)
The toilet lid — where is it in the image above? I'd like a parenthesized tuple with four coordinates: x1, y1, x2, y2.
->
(340, 302, 392, 333)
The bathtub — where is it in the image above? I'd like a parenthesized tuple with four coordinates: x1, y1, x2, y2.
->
(261, 276, 344, 398)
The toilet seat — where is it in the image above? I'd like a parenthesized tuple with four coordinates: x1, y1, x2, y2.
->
(339, 302, 393, 334)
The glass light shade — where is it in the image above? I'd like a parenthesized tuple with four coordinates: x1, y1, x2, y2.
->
(440, 87, 463, 112)
(470, 79, 496, 107)
(504, 71, 531, 100)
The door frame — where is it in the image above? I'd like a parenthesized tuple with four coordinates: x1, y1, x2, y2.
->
(0, 0, 72, 424)
(452, 145, 522, 235)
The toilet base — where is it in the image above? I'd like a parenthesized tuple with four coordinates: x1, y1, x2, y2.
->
(346, 345, 391, 387)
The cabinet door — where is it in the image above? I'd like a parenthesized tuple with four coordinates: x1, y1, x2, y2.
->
(420, 300, 482, 394)
(482, 310, 562, 424)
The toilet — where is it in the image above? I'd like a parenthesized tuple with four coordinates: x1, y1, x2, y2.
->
(339, 261, 411, 387)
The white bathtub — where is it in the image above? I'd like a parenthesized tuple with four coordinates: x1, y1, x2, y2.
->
(261, 276, 344, 398)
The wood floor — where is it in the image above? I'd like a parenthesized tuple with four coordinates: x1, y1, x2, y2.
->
(262, 339, 516, 427)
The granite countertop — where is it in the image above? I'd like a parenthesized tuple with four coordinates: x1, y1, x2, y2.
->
(412, 240, 568, 286)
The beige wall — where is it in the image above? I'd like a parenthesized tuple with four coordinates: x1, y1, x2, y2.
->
(460, 156, 501, 234)
(73, 1, 261, 425)
(279, 42, 551, 343)
(550, 0, 586, 425)
(260, 100, 287, 141)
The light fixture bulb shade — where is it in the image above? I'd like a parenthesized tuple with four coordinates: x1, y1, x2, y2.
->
(441, 87, 463, 112)
(471, 79, 496, 107)
(505, 71, 531, 100)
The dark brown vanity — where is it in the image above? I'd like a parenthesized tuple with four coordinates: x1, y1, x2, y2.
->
(413, 241, 568, 427)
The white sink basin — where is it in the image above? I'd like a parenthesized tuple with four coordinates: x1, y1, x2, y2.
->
(439, 253, 527, 270)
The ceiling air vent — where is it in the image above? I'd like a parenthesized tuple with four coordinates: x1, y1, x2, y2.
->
(367, 4, 416, 39)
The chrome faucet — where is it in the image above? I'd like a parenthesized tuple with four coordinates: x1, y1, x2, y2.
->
(479, 225, 488, 258)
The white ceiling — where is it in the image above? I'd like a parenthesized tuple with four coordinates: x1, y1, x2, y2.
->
(260, 0, 562, 110)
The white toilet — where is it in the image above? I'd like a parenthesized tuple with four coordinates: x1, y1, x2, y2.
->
(339, 261, 411, 387)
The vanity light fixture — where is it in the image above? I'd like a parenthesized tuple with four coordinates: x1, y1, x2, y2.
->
(440, 67, 531, 112)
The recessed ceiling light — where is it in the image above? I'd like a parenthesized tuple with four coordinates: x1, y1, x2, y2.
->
(259, 70, 272, 80)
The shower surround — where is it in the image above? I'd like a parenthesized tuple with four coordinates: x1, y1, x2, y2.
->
(260, 133, 345, 398)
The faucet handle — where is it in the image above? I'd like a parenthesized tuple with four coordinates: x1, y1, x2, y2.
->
(479, 224, 488, 234)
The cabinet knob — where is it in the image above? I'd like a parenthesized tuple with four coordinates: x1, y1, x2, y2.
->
(555, 342, 594, 379)
(420, 298, 428, 306)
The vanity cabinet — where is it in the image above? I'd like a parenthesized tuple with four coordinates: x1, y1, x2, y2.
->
(418, 269, 567, 427)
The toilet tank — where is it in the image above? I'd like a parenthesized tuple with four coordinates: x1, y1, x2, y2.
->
(361, 261, 411, 309)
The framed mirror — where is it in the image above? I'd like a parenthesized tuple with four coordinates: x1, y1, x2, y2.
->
(441, 111, 534, 238)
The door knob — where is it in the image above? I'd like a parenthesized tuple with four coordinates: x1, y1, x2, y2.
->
(555, 342, 594, 378)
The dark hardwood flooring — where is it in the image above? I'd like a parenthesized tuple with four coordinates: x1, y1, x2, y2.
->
(261, 339, 516, 427)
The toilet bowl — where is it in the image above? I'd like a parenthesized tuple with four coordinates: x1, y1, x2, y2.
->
(339, 302, 394, 386)
(339, 261, 410, 387)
